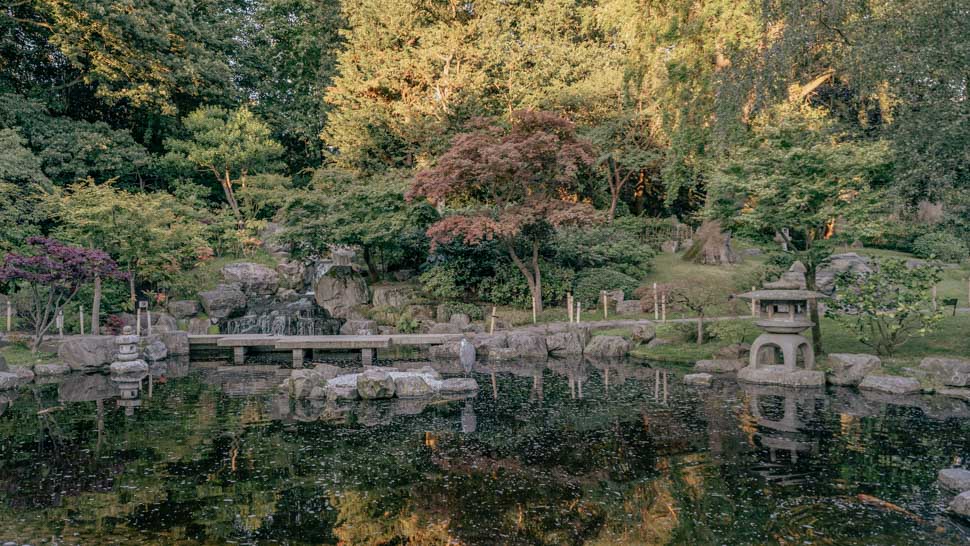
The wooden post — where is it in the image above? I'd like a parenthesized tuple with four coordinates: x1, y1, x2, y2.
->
(79, 305, 85, 335)
(751, 286, 757, 317)
(602, 291, 608, 319)
(932, 285, 938, 310)
(576, 302, 582, 323)
(567, 293, 574, 323)
(653, 283, 659, 320)
(489, 306, 497, 334)
(531, 294, 537, 324)
(233, 347, 246, 365)
(5, 300, 10, 332)
(661, 293, 666, 323)
(135, 308, 141, 336)
(56, 311, 64, 337)
(292, 348, 304, 368)
(146, 307, 153, 336)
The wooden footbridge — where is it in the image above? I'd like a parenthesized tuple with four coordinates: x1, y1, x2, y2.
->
(188, 333, 464, 366)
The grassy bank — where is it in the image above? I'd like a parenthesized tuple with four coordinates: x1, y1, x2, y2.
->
(0, 344, 58, 367)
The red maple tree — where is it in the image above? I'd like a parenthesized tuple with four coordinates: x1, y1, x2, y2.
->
(409, 110, 599, 312)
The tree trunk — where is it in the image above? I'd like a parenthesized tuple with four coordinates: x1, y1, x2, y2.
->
(221, 170, 243, 222)
(506, 239, 543, 314)
(90, 274, 101, 335)
(362, 246, 380, 283)
(129, 270, 136, 306)
(805, 266, 823, 355)
(696, 314, 704, 346)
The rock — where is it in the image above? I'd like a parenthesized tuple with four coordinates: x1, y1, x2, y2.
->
(684, 373, 713, 386)
(356, 369, 396, 399)
(276, 259, 306, 290)
(314, 267, 369, 319)
(439, 378, 479, 393)
(142, 339, 168, 361)
(34, 363, 70, 376)
(187, 317, 212, 335)
(394, 374, 433, 398)
(714, 343, 750, 360)
(307, 386, 327, 400)
(152, 313, 179, 333)
(199, 284, 247, 321)
(938, 468, 970, 491)
(584, 336, 631, 358)
(12, 366, 33, 383)
(615, 300, 642, 315)
(471, 334, 508, 356)
(737, 366, 826, 387)
(486, 347, 519, 361)
(858, 374, 922, 395)
(919, 357, 970, 387)
(429, 322, 462, 335)
(632, 322, 656, 344)
(938, 388, 970, 402)
(647, 337, 673, 348)
(0, 355, 7, 372)
(167, 300, 200, 319)
(0, 372, 20, 390)
(827, 353, 882, 386)
(159, 331, 190, 356)
(546, 331, 585, 355)
(694, 359, 745, 373)
(949, 491, 970, 520)
(371, 284, 416, 308)
(449, 313, 471, 329)
(340, 319, 378, 335)
(429, 342, 460, 360)
(222, 262, 280, 295)
(110, 360, 149, 375)
(313, 363, 345, 382)
(506, 332, 549, 359)
(58, 335, 116, 371)
(815, 253, 873, 294)
(325, 374, 360, 401)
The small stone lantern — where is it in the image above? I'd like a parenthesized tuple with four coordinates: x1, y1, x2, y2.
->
(736, 289, 826, 387)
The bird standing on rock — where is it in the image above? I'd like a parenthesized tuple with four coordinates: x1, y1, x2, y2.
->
(459, 338, 476, 375)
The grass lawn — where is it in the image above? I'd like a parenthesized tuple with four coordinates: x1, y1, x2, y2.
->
(0, 344, 58, 367)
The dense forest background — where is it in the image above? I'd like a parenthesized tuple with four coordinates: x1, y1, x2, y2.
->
(1, 0, 967, 311)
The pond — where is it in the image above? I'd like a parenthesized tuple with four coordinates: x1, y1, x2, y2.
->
(1, 358, 969, 545)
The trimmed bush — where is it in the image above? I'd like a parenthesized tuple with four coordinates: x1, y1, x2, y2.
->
(912, 232, 968, 263)
(478, 261, 574, 308)
(573, 268, 640, 306)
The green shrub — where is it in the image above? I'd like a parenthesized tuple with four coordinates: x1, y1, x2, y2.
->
(395, 312, 419, 333)
(552, 217, 655, 277)
(573, 268, 640, 306)
(478, 261, 574, 308)
(911, 231, 969, 262)
(440, 302, 484, 320)
(418, 265, 464, 300)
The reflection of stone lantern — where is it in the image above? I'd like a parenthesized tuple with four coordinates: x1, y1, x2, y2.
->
(736, 290, 826, 387)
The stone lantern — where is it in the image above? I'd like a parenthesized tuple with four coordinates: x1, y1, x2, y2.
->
(736, 289, 826, 387)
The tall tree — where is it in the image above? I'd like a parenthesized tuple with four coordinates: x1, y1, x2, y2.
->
(410, 110, 597, 313)
(706, 102, 892, 353)
(165, 106, 285, 221)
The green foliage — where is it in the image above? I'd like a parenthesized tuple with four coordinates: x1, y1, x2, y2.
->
(573, 268, 639, 307)
(395, 312, 419, 334)
(911, 232, 969, 263)
(827, 258, 944, 356)
(478, 261, 575, 309)
(418, 266, 464, 301)
(438, 302, 484, 321)
(552, 217, 654, 277)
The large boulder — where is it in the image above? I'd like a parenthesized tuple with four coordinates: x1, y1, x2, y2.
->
(827, 353, 881, 386)
(939, 468, 970, 491)
(858, 375, 921, 395)
(221, 262, 280, 295)
(167, 300, 199, 319)
(632, 322, 656, 344)
(0, 355, 7, 372)
(429, 342, 460, 360)
(393, 374, 433, 398)
(0, 372, 20, 390)
(584, 336, 631, 358)
(950, 492, 970, 520)
(187, 317, 212, 335)
(199, 284, 247, 321)
(546, 331, 585, 355)
(714, 343, 750, 360)
(152, 313, 179, 333)
(439, 378, 479, 393)
(919, 357, 970, 387)
(429, 322, 462, 335)
(356, 369, 396, 399)
(314, 267, 369, 319)
(340, 319, 378, 335)
(472, 334, 508, 356)
(58, 335, 116, 371)
(815, 253, 873, 294)
(276, 259, 306, 290)
(371, 284, 417, 308)
(141, 338, 168, 361)
(34, 363, 70, 377)
(506, 332, 549, 359)
(159, 331, 190, 356)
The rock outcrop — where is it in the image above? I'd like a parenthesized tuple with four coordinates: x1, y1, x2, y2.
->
(199, 284, 247, 321)
(222, 262, 280, 295)
(827, 353, 881, 386)
(58, 335, 116, 371)
(584, 336, 631, 358)
(506, 332, 549, 359)
(939, 468, 970, 491)
(919, 357, 970, 387)
(168, 300, 199, 319)
(858, 375, 921, 395)
(314, 266, 369, 319)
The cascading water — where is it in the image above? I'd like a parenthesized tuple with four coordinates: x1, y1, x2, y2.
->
(223, 296, 341, 336)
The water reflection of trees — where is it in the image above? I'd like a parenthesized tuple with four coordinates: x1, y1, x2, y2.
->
(0, 360, 968, 544)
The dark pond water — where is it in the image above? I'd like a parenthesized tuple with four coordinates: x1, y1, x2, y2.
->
(1, 357, 969, 545)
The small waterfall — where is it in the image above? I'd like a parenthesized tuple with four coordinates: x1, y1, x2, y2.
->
(224, 308, 340, 336)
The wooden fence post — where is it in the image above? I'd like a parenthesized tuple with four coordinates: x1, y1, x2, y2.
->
(5, 300, 10, 332)
(567, 293, 573, 323)
(489, 306, 496, 334)
(79, 305, 85, 336)
(932, 285, 938, 311)
(576, 302, 582, 323)
(751, 286, 757, 317)
(661, 293, 667, 323)
(653, 283, 659, 321)
(602, 291, 608, 319)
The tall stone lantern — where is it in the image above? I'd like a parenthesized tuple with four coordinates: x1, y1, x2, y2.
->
(736, 289, 826, 387)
